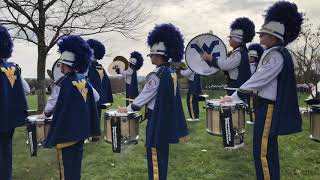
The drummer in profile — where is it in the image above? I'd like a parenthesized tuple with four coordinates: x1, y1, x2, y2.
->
(222, 2, 303, 179)
(42, 35, 100, 180)
(201, 17, 255, 95)
(116, 51, 144, 105)
(0, 25, 30, 179)
(118, 23, 188, 180)
(180, 67, 202, 122)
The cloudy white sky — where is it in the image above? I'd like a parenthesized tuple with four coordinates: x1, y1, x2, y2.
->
(8, 0, 320, 78)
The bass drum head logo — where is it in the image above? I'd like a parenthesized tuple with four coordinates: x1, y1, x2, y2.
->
(185, 33, 227, 75)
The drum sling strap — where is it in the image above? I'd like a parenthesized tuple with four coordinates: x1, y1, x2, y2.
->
(220, 107, 235, 147)
(110, 116, 121, 153)
(26, 121, 38, 157)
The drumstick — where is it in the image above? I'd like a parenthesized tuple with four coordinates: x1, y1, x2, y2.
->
(220, 96, 224, 113)
(122, 98, 134, 102)
(224, 87, 239, 91)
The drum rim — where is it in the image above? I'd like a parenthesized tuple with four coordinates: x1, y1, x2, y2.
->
(185, 33, 227, 75)
(105, 110, 139, 117)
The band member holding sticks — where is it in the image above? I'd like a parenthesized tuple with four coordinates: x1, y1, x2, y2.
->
(43, 35, 100, 180)
(221, 2, 303, 179)
(0, 25, 30, 180)
(118, 23, 189, 180)
(180, 67, 202, 122)
(116, 51, 144, 105)
(201, 17, 255, 95)
(247, 43, 264, 124)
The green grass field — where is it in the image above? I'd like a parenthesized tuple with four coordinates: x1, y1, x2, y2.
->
(11, 91, 320, 180)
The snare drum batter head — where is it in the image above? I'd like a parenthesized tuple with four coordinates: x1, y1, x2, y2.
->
(185, 34, 227, 75)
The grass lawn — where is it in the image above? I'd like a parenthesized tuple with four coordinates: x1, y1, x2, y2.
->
(11, 91, 320, 180)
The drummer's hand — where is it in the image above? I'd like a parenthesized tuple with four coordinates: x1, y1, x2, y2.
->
(117, 106, 128, 113)
(220, 96, 233, 103)
(201, 52, 213, 61)
(40, 112, 47, 118)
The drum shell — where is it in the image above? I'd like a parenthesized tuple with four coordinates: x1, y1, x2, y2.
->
(26, 116, 52, 144)
(310, 105, 320, 141)
(206, 102, 245, 135)
(104, 111, 140, 144)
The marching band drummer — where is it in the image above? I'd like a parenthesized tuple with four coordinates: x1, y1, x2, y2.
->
(180, 67, 202, 122)
(222, 2, 303, 179)
(87, 39, 113, 141)
(118, 23, 189, 180)
(0, 25, 30, 180)
(42, 35, 101, 180)
(116, 51, 144, 105)
(248, 43, 264, 75)
(201, 17, 255, 95)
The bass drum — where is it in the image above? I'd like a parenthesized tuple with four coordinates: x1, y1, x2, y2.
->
(185, 33, 227, 75)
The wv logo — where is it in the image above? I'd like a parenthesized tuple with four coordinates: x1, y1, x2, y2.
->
(190, 40, 221, 59)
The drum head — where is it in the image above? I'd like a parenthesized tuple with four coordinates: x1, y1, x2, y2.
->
(51, 59, 64, 82)
(107, 61, 127, 75)
(28, 114, 45, 122)
(185, 33, 227, 75)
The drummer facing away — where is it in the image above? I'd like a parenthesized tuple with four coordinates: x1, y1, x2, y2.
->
(118, 23, 189, 180)
(0, 25, 30, 180)
(202, 17, 255, 95)
(222, 1, 303, 179)
(42, 35, 101, 180)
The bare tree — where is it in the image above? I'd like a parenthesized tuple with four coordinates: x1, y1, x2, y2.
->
(0, 0, 151, 111)
(291, 19, 320, 98)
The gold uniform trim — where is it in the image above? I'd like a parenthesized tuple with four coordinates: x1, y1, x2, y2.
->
(171, 73, 177, 96)
(1, 67, 17, 88)
(97, 68, 104, 81)
(261, 104, 274, 180)
(151, 147, 159, 180)
(189, 95, 195, 119)
(57, 148, 65, 180)
(72, 79, 88, 101)
(56, 141, 77, 149)
(250, 97, 255, 121)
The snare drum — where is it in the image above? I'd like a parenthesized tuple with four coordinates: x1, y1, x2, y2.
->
(206, 99, 246, 135)
(104, 110, 141, 146)
(26, 115, 52, 144)
(310, 105, 320, 142)
(26, 115, 52, 156)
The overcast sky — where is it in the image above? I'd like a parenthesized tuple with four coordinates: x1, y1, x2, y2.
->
(8, 0, 320, 78)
